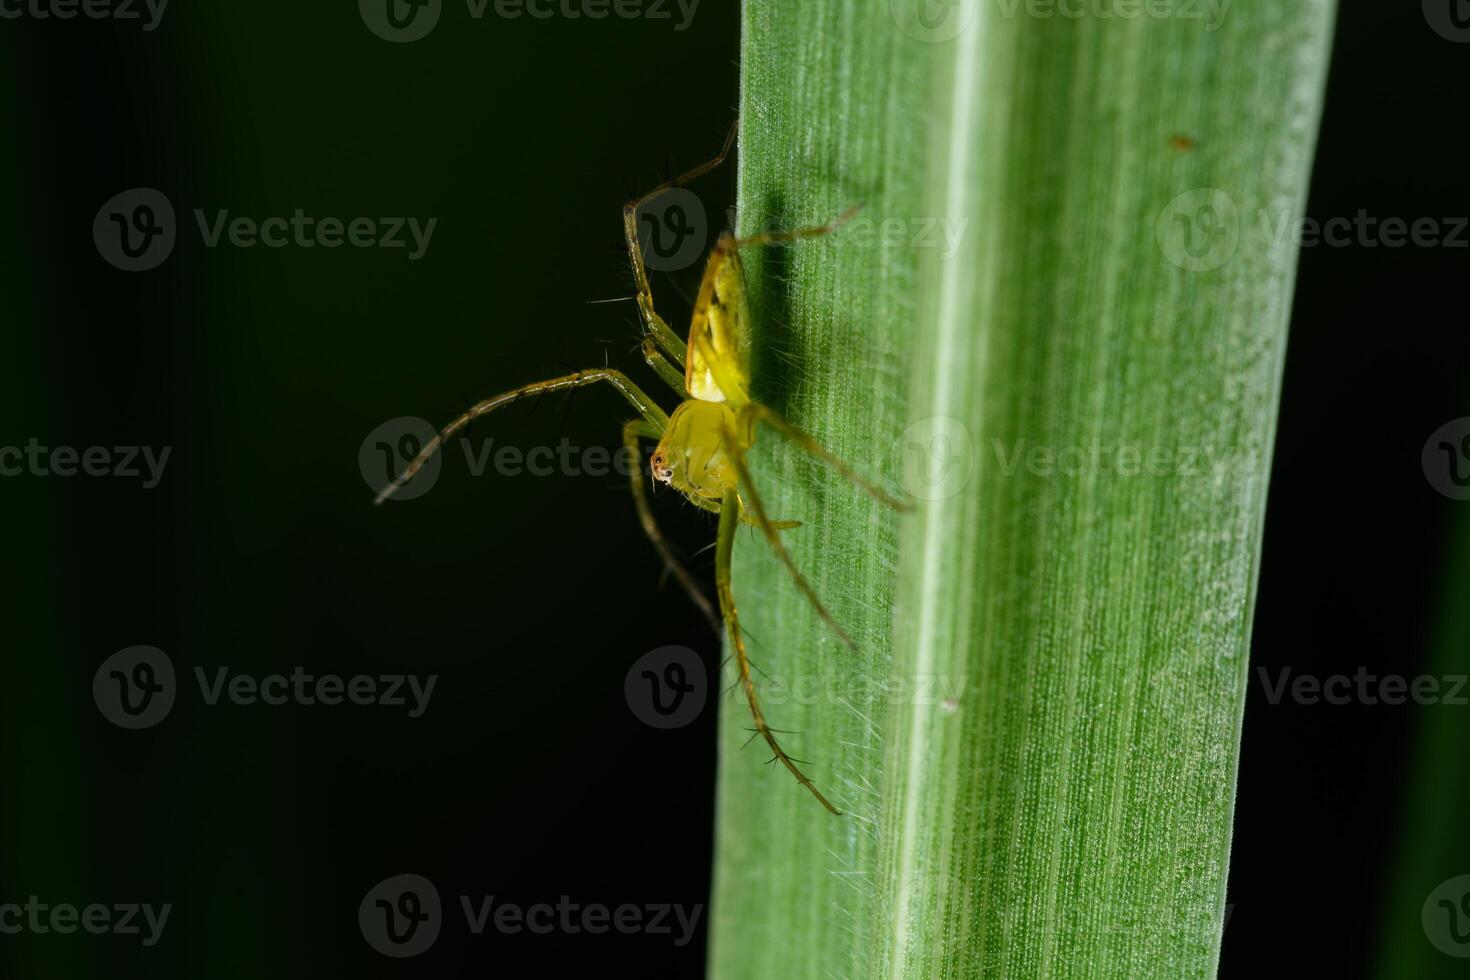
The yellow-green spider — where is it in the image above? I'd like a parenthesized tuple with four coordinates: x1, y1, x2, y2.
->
(376, 125, 907, 813)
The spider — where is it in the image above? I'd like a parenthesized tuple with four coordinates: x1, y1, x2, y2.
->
(376, 124, 907, 814)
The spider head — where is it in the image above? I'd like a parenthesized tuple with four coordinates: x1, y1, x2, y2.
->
(650, 400, 740, 499)
(649, 450, 676, 485)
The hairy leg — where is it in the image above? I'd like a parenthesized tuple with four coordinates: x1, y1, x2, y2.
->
(375, 369, 669, 504)
(730, 204, 861, 250)
(623, 122, 737, 366)
(684, 489, 800, 530)
(716, 487, 840, 814)
(739, 402, 909, 511)
(723, 423, 855, 650)
(623, 419, 717, 628)
(640, 337, 688, 399)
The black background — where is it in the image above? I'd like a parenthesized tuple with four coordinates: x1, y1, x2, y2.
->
(2, 2, 1466, 977)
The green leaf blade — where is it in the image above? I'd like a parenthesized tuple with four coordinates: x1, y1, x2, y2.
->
(714, 3, 1336, 978)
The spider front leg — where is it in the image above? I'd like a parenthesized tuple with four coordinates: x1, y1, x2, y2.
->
(729, 204, 862, 251)
(716, 400, 909, 650)
(623, 419, 717, 628)
(737, 402, 911, 512)
(640, 336, 688, 399)
(722, 422, 856, 650)
(623, 122, 737, 368)
(374, 368, 668, 504)
(682, 488, 800, 530)
(716, 487, 841, 815)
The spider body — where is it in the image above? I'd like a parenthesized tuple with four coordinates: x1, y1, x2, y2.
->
(377, 125, 905, 813)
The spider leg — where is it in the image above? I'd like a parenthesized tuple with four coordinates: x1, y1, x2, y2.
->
(623, 419, 718, 630)
(684, 490, 800, 530)
(723, 423, 855, 651)
(716, 486, 840, 815)
(729, 205, 861, 250)
(640, 336, 689, 399)
(623, 121, 737, 368)
(739, 402, 910, 511)
(375, 369, 668, 504)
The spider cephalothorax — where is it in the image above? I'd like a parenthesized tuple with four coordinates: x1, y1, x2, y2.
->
(650, 400, 740, 499)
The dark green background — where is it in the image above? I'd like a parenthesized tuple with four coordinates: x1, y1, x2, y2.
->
(6, 3, 736, 976)
(3, 2, 1468, 977)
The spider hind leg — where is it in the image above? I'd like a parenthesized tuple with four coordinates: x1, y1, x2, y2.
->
(715, 487, 841, 815)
